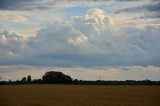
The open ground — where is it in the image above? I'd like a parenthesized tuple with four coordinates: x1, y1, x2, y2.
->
(0, 85, 160, 106)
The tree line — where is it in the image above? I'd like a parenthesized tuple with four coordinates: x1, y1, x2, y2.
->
(0, 71, 160, 85)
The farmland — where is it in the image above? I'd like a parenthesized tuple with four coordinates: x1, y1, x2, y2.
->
(0, 85, 160, 106)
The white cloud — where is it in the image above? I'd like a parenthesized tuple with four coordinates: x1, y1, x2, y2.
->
(0, 13, 27, 24)
(0, 18, 160, 67)
(72, 8, 115, 34)
(0, 30, 28, 64)
(11, 28, 38, 39)
(68, 33, 88, 47)
(27, 23, 88, 54)
(126, 66, 160, 72)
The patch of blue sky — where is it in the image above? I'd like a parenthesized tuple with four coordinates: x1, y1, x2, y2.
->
(99, 1, 125, 14)
(97, 3, 114, 12)
(58, 6, 88, 20)
(0, 24, 22, 32)
(0, 24, 10, 32)
(7, 23, 35, 30)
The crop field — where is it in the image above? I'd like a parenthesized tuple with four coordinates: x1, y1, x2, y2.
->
(0, 85, 160, 106)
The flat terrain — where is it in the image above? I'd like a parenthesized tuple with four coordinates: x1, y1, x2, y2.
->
(0, 85, 160, 106)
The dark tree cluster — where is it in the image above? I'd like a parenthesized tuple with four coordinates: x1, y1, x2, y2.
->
(0, 71, 160, 85)
(42, 71, 73, 84)
(77, 80, 160, 85)
(0, 71, 74, 85)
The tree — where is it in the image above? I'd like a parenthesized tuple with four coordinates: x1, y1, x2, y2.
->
(27, 75, 31, 83)
(74, 79, 79, 84)
(32, 79, 42, 84)
(42, 71, 73, 84)
(21, 77, 26, 84)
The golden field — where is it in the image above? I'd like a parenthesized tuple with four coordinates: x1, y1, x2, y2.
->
(0, 85, 160, 106)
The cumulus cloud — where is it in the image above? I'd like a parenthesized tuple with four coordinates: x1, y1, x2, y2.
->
(10, 28, 38, 39)
(27, 23, 89, 54)
(0, 20, 160, 67)
(72, 8, 115, 34)
(0, 30, 25, 51)
(27, 20, 160, 66)
(0, 30, 27, 65)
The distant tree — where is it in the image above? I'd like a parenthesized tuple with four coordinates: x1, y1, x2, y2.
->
(74, 79, 79, 84)
(42, 71, 73, 84)
(144, 79, 152, 85)
(21, 77, 26, 84)
(8, 80, 12, 84)
(32, 79, 42, 84)
(27, 75, 31, 83)
(15, 80, 21, 84)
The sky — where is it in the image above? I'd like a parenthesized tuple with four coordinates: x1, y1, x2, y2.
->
(0, 0, 160, 81)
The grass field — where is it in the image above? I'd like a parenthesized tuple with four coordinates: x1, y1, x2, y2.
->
(0, 85, 160, 106)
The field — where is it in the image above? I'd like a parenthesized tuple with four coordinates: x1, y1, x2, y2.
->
(0, 85, 160, 106)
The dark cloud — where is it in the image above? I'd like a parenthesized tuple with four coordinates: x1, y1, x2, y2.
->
(71, 0, 140, 1)
(0, 0, 51, 10)
(0, 0, 145, 11)
(0, 0, 31, 10)
(115, 1, 160, 20)
(144, 2, 160, 12)
(115, 2, 160, 14)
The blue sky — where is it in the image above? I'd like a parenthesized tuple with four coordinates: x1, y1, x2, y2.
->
(0, 0, 160, 81)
